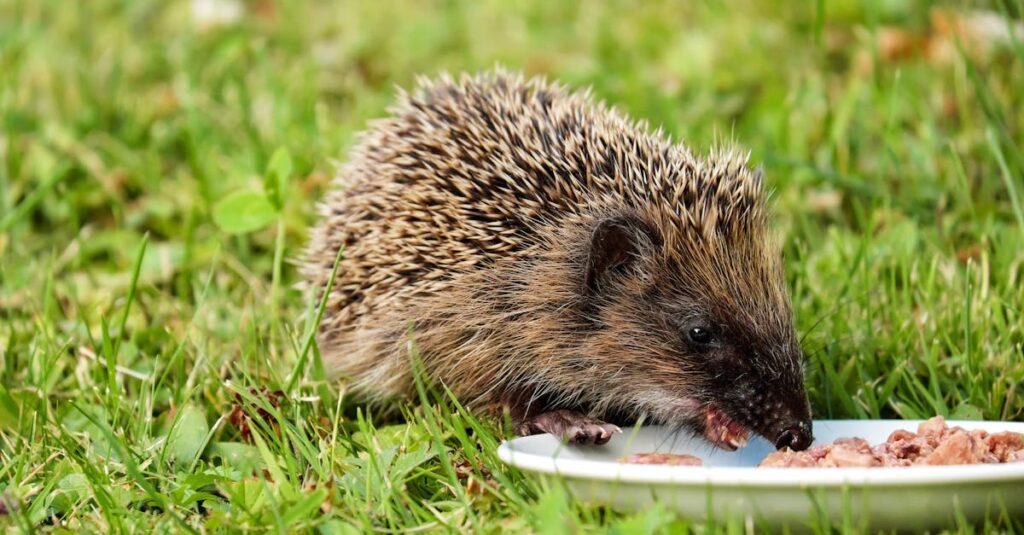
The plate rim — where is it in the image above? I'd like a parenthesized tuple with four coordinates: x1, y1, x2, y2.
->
(497, 419, 1024, 487)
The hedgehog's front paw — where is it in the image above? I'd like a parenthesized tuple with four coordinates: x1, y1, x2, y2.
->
(516, 410, 621, 445)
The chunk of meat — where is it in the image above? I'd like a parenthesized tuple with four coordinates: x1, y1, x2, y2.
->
(917, 416, 947, 438)
(826, 443, 882, 467)
(870, 445, 913, 467)
(621, 453, 703, 466)
(922, 431, 976, 465)
(807, 444, 832, 461)
(887, 429, 916, 443)
(986, 432, 1024, 462)
(833, 437, 871, 452)
(969, 429, 998, 463)
(759, 449, 817, 468)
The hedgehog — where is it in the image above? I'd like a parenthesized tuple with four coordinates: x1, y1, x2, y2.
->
(303, 70, 813, 451)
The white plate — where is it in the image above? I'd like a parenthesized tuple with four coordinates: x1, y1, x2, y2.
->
(497, 419, 1024, 529)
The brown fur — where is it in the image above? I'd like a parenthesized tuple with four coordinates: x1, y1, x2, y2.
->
(303, 70, 810, 443)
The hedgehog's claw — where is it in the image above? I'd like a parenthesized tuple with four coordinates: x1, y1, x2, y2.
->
(517, 409, 621, 445)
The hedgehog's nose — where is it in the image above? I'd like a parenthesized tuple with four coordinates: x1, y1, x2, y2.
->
(774, 421, 813, 451)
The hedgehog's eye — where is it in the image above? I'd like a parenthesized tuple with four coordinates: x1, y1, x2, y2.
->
(686, 326, 715, 346)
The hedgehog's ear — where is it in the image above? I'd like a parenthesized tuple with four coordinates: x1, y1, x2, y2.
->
(583, 214, 661, 294)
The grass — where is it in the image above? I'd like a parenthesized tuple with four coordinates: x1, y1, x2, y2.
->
(1, 0, 1023, 531)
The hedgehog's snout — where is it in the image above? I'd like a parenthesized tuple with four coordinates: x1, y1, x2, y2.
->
(774, 420, 813, 451)
(765, 394, 814, 451)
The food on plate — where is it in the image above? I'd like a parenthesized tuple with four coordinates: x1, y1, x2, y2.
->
(617, 417, 1024, 469)
(620, 453, 703, 466)
(759, 416, 1024, 468)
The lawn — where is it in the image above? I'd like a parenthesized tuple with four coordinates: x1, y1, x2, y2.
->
(1, 0, 1023, 531)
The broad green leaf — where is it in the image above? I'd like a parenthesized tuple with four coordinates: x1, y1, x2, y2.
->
(49, 473, 91, 513)
(951, 403, 984, 421)
(223, 478, 266, 512)
(207, 441, 264, 473)
(165, 404, 210, 466)
(389, 444, 435, 482)
(109, 485, 135, 508)
(282, 488, 328, 527)
(318, 520, 363, 535)
(212, 190, 277, 234)
(60, 404, 121, 461)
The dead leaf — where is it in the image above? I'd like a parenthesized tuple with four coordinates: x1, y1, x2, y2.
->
(878, 27, 921, 62)
(0, 492, 15, 516)
(228, 387, 286, 441)
(807, 189, 843, 214)
(928, 9, 1024, 64)
(956, 244, 982, 264)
